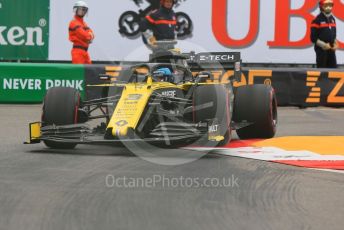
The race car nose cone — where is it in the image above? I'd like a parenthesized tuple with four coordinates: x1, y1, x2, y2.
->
(113, 127, 129, 137)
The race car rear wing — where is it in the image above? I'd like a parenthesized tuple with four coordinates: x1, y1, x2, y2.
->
(185, 52, 242, 83)
(187, 52, 241, 64)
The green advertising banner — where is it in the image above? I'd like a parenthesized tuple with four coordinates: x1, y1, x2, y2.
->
(0, 0, 50, 60)
(0, 63, 85, 103)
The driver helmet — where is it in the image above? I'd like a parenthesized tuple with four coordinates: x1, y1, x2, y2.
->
(153, 68, 174, 83)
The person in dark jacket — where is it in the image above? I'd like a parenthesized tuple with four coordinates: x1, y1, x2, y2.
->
(310, 0, 338, 68)
(140, 0, 177, 48)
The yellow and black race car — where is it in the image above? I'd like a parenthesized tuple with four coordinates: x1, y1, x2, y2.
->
(26, 47, 277, 149)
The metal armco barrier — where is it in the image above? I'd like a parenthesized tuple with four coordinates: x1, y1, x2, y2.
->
(1, 62, 343, 107)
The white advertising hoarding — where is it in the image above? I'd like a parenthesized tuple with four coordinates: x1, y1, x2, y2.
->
(49, 0, 344, 63)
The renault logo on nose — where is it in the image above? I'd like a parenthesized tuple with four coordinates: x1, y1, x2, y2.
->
(116, 120, 128, 127)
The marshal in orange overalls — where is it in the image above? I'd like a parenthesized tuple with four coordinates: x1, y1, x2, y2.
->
(68, 15, 94, 64)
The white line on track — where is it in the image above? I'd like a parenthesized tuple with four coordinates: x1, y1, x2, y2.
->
(313, 168, 344, 174)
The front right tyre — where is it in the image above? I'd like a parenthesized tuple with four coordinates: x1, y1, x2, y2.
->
(193, 85, 231, 146)
(42, 87, 81, 149)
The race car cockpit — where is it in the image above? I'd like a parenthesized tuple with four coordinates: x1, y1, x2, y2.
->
(150, 64, 192, 84)
(152, 68, 174, 83)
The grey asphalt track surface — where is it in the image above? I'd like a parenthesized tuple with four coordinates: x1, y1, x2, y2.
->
(0, 105, 344, 230)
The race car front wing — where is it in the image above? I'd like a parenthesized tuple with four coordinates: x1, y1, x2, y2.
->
(25, 120, 226, 146)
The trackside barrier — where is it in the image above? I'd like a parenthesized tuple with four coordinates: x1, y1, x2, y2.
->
(85, 64, 344, 107)
(238, 68, 344, 107)
(0, 63, 85, 103)
(1, 62, 343, 107)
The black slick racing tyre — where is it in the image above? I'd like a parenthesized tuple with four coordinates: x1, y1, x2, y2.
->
(233, 84, 277, 139)
(193, 85, 231, 146)
(42, 87, 81, 149)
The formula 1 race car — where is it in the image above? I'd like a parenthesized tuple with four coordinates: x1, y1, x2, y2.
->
(26, 43, 277, 149)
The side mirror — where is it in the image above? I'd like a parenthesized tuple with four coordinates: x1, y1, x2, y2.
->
(196, 71, 214, 83)
(233, 61, 242, 83)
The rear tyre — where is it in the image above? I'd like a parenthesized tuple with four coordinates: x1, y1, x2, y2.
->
(42, 87, 81, 149)
(233, 84, 277, 139)
(193, 85, 231, 146)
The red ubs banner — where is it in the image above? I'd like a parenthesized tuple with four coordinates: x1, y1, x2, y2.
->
(212, 0, 344, 48)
